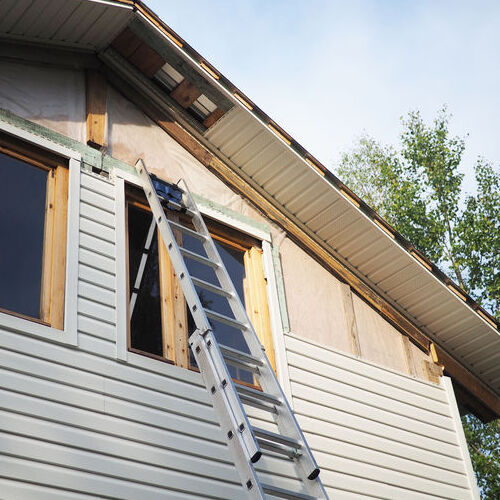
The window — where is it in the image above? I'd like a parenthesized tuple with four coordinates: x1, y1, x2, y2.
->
(125, 185, 274, 384)
(0, 133, 68, 329)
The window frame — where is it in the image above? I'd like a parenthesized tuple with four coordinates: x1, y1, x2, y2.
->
(0, 121, 80, 346)
(123, 184, 275, 376)
(114, 169, 287, 388)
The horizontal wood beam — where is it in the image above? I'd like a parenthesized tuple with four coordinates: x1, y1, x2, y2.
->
(431, 343, 500, 421)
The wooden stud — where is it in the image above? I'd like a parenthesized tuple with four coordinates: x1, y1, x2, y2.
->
(50, 166, 68, 330)
(170, 79, 202, 109)
(85, 70, 107, 149)
(339, 284, 362, 357)
(401, 335, 418, 377)
(203, 107, 225, 129)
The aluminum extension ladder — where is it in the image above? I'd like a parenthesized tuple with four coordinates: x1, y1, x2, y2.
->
(136, 160, 328, 499)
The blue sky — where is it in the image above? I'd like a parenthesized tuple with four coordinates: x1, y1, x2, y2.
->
(147, 0, 500, 188)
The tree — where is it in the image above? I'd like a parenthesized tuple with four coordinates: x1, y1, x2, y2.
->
(336, 107, 500, 498)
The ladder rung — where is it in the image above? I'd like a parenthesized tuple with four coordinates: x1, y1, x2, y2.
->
(220, 345, 262, 366)
(235, 383, 281, 406)
(237, 393, 278, 414)
(165, 199, 195, 217)
(253, 427, 301, 450)
(179, 247, 219, 268)
(192, 277, 233, 298)
(262, 484, 316, 500)
(257, 439, 302, 459)
(205, 309, 248, 331)
(169, 220, 206, 241)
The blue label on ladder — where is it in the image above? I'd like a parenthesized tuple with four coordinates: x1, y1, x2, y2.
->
(151, 175, 183, 204)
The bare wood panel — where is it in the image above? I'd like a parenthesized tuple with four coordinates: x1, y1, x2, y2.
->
(170, 79, 202, 109)
(128, 42, 165, 78)
(203, 107, 225, 129)
(159, 216, 188, 367)
(111, 27, 143, 58)
(85, 70, 107, 149)
(339, 283, 361, 357)
(243, 247, 276, 370)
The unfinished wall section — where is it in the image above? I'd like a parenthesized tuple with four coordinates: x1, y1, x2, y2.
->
(106, 86, 435, 382)
(0, 60, 85, 143)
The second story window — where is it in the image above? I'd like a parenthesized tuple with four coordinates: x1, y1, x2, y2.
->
(0, 134, 68, 329)
(125, 185, 274, 385)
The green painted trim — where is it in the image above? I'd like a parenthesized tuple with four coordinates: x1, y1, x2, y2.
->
(192, 192, 271, 236)
(0, 108, 136, 176)
(271, 243, 290, 333)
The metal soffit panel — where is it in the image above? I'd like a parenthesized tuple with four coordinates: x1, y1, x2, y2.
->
(1, 0, 499, 395)
(205, 109, 500, 393)
(0, 0, 132, 50)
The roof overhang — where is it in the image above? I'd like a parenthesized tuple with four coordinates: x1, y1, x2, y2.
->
(1, 0, 499, 416)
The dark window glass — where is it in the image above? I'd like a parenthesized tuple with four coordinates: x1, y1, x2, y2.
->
(184, 233, 253, 383)
(0, 152, 47, 319)
(128, 204, 163, 356)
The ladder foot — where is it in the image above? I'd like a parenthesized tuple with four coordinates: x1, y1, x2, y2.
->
(307, 468, 320, 480)
(250, 451, 262, 463)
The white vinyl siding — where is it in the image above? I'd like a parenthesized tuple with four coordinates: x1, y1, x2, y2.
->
(285, 333, 479, 499)
(0, 166, 478, 499)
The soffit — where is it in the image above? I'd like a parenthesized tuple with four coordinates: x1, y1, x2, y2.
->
(0, 0, 133, 51)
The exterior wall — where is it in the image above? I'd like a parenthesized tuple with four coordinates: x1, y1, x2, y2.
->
(0, 59, 480, 498)
(0, 58, 434, 380)
(284, 333, 479, 499)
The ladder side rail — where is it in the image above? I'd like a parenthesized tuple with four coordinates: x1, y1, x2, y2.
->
(136, 161, 262, 467)
(190, 329, 265, 499)
(257, 361, 328, 497)
(129, 216, 156, 318)
(179, 180, 268, 356)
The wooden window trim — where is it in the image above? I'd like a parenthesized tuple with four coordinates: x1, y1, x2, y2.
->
(125, 186, 276, 374)
(0, 135, 68, 329)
